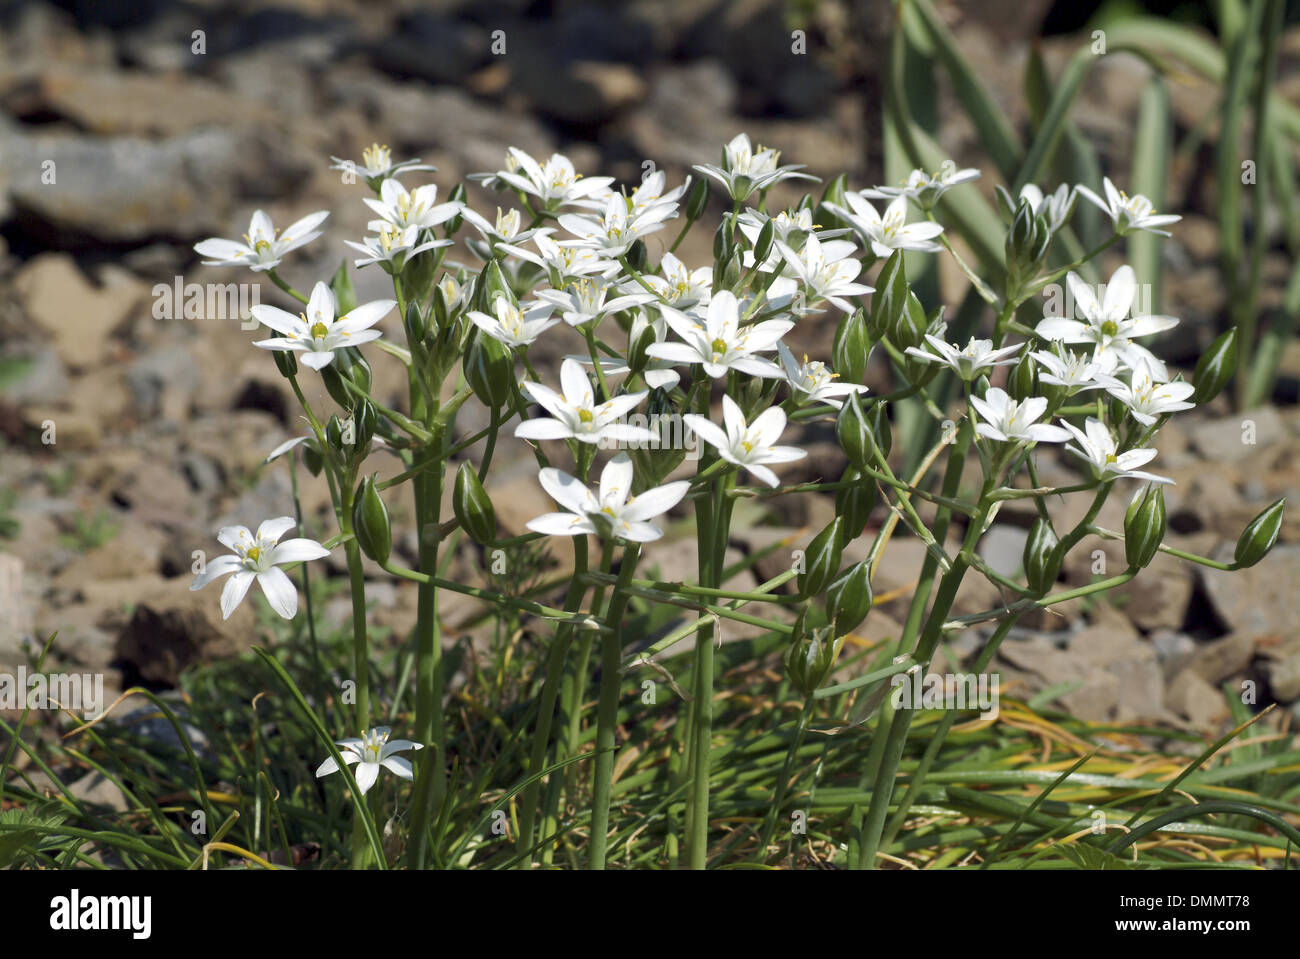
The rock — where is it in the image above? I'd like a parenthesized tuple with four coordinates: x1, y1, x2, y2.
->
(68, 770, 127, 813)
(0, 345, 69, 405)
(1189, 407, 1287, 464)
(1184, 632, 1256, 684)
(1166, 669, 1226, 728)
(1200, 545, 1300, 639)
(979, 525, 1029, 579)
(1268, 654, 1300, 702)
(372, 13, 489, 86)
(521, 61, 647, 126)
(624, 61, 739, 171)
(15, 253, 144, 369)
(126, 344, 201, 422)
(111, 577, 258, 687)
(0, 552, 36, 667)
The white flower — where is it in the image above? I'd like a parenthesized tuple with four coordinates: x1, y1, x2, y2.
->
(1029, 347, 1120, 394)
(194, 209, 328, 273)
(467, 297, 559, 349)
(344, 224, 449, 272)
(535, 277, 656, 328)
(683, 395, 807, 487)
(862, 165, 981, 209)
(251, 281, 394, 370)
(692, 133, 816, 202)
(573, 170, 689, 224)
(315, 727, 423, 796)
(1106, 360, 1196, 426)
(363, 178, 460, 232)
(1076, 177, 1181, 237)
(649, 290, 792, 379)
(329, 144, 434, 183)
(775, 233, 874, 312)
(777, 342, 868, 409)
(526, 453, 689, 543)
(558, 193, 674, 257)
(904, 335, 1022, 381)
(969, 387, 1071, 444)
(1060, 418, 1172, 484)
(515, 358, 657, 446)
(496, 234, 621, 282)
(824, 193, 944, 258)
(481, 148, 614, 208)
(1017, 183, 1074, 235)
(460, 205, 549, 248)
(190, 516, 330, 620)
(641, 252, 712, 308)
(1034, 267, 1178, 375)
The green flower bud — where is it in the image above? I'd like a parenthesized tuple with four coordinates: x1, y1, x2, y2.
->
(832, 308, 871, 384)
(819, 173, 849, 229)
(272, 349, 297, 379)
(352, 397, 376, 450)
(712, 218, 732, 263)
(629, 391, 685, 484)
(1234, 498, 1285, 568)
(1124, 484, 1166, 570)
(869, 251, 907, 343)
(352, 474, 392, 565)
(753, 218, 776, 265)
(1192, 327, 1237, 406)
(1007, 351, 1038, 402)
(871, 402, 892, 460)
(345, 349, 372, 395)
(405, 300, 429, 344)
(1023, 516, 1061, 594)
(722, 249, 743, 289)
(686, 177, 709, 222)
(302, 443, 324, 477)
(453, 462, 498, 546)
(320, 364, 356, 410)
(330, 259, 357, 316)
(625, 238, 649, 274)
(825, 560, 873, 636)
(480, 259, 517, 311)
(836, 392, 875, 470)
(835, 467, 878, 543)
(325, 414, 346, 454)
(798, 516, 844, 597)
(627, 313, 658, 373)
(463, 329, 514, 409)
(784, 617, 846, 698)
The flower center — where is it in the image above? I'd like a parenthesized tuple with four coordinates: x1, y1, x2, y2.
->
(1100, 320, 1119, 337)
(710, 338, 728, 357)
(578, 408, 594, 424)
(310, 322, 329, 340)
(245, 546, 262, 563)
(362, 143, 390, 172)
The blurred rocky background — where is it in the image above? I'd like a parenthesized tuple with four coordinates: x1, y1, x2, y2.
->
(0, 0, 1298, 738)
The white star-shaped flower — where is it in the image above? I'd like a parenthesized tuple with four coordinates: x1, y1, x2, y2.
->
(648, 290, 792, 379)
(904, 335, 1022, 381)
(526, 453, 690, 543)
(515, 358, 656, 446)
(1060, 417, 1172, 484)
(823, 193, 945, 258)
(1076, 177, 1181, 237)
(194, 209, 328, 273)
(190, 516, 330, 620)
(778, 342, 868, 409)
(683, 395, 807, 488)
(251, 281, 394, 370)
(969, 387, 1071, 444)
(315, 726, 423, 796)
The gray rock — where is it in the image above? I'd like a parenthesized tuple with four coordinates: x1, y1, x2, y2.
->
(1189, 407, 1287, 464)
(1201, 545, 1300, 638)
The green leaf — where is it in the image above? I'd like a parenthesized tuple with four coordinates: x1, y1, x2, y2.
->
(1130, 75, 1171, 314)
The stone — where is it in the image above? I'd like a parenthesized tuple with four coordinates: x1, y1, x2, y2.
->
(1200, 545, 1300, 639)
(15, 253, 144, 369)
(67, 770, 127, 813)
(1184, 632, 1256, 685)
(1189, 407, 1287, 464)
(1166, 668, 1227, 728)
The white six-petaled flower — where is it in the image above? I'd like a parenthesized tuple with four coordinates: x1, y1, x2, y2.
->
(692, 133, 816, 202)
(250, 281, 394, 370)
(1059, 417, 1172, 485)
(1076, 177, 1181, 237)
(775, 233, 874, 313)
(649, 290, 792, 379)
(194, 209, 328, 273)
(467, 297, 559, 349)
(315, 726, 423, 796)
(329, 144, 434, 183)
(777, 342, 868, 409)
(862, 165, 981, 209)
(969, 387, 1071, 444)
(363, 177, 461, 232)
(526, 453, 690, 543)
(824, 192, 945, 259)
(515, 358, 656, 446)
(683, 395, 807, 488)
(904, 335, 1022, 381)
(1106, 359, 1196, 426)
(190, 516, 330, 620)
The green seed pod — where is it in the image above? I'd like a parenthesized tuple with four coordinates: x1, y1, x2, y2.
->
(798, 516, 844, 597)
(1234, 497, 1285, 569)
(835, 467, 878, 544)
(832, 308, 871, 384)
(1023, 516, 1061, 594)
(479, 259, 517, 311)
(712, 218, 732, 263)
(352, 474, 392, 565)
(463, 329, 514, 409)
(1192, 327, 1237, 406)
(722, 249, 743, 289)
(453, 462, 498, 546)
(685, 176, 709, 222)
(325, 413, 345, 453)
(752, 218, 776, 265)
(272, 349, 297, 379)
(784, 618, 846, 698)
(346, 349, 372, 395)
(836, 392, 875, 470)
(871, 402, 892, 460)
(1124, 484, 1166, 570)
(825, 560, 873, 637)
